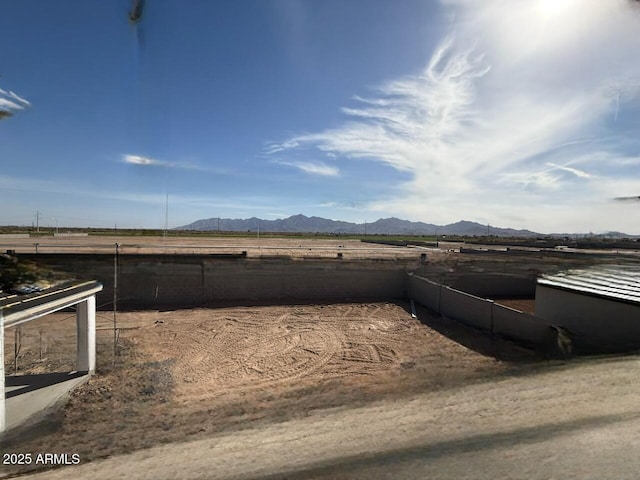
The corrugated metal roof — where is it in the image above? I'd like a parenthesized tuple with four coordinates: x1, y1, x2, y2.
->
(538, 265, 640, 304)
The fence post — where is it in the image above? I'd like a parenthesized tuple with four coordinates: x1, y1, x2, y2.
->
(488, 300, 496, 356)
(113, 243, 119, 363)
(14, 327, 21, 373)
(488, 300, 495, 335)
(201, 261, 206, 305)
(0, 312, 4, 433)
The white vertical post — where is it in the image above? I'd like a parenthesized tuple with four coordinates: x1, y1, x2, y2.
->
(0, 311, 5, 432)
(76, 296, 96, 373)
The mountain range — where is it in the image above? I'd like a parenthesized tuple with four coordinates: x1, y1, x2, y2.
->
(177, 214, 541, 237)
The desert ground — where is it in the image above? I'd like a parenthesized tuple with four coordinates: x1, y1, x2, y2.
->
(2, 236, 639, 479)
(4, 302, 640, 479)
(0, 235, 428, 258)
(16, 354, 640, 480)
(2, 300, 541, 477)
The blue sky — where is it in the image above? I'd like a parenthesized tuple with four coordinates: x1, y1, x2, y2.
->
(1, 0, 639, 234)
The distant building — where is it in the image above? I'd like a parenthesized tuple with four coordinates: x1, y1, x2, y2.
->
(535, 265, 640, 353)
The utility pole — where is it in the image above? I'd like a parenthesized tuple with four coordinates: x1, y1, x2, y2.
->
(163, 188, 169, 240)
(163, 163, 169, 241)
(35, 210, 41, 233)
(218, 217, 220, 231)
(364, 220, 367, 236)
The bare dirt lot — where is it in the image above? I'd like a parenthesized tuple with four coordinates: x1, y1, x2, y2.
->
(2, 301, 537, 476)
(0, 235, 429, 259)
(20, 354, 640, 480)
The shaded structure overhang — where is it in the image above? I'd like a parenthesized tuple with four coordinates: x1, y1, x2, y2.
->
(537, 265, 640, 306)
(0, 281, 103, 328)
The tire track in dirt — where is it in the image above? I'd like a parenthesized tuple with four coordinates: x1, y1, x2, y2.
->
(148, 304, 416, 402)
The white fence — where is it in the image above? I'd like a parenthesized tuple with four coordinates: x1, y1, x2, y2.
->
(408, 273, 551, 348)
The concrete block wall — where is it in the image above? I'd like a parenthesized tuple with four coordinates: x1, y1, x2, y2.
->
(407, 274, 441, 313)
(20, 254, 412, 309)
(409, 273, 552, 346)
(440, 286, 493, 331)
(203, 262, 407, 302)
(492, 303, 550, 347)
(118, 260, 204, 308)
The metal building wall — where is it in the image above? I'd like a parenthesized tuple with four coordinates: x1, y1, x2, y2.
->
(535, 285, 640, 353)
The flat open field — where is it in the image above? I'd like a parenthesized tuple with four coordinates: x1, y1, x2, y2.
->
(2, 301, 537, 476)
(0, 235, 433, 258)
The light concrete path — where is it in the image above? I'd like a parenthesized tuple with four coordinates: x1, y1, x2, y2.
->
(20, 356, 640, 480)
(4, 372, 88, 433)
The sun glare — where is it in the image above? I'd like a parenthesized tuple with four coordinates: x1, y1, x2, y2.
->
(536, 0, 575, 18)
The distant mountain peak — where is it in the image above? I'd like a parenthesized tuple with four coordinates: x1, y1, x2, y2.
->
(177, 215, 542, 237)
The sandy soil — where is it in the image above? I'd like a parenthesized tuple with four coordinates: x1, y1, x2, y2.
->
(0, 236, 431, 259)
(13, 354, 640, 480)
(2, 302, 536, 477)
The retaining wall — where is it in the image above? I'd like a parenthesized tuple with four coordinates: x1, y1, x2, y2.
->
(407, 275, 440, 312)
(408, 274, 551, 347)
(20, 254, 413, 309)
(492, 303, 550, 347)
(440, 286, 493, 331)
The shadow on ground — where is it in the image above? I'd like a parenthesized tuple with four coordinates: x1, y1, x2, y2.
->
(5, 371, 86, 398)
(396, 300, 540, 363)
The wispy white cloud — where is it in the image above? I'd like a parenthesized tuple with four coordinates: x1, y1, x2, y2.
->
(121, 154, 228, 174)
(498, 171, 561, 190)
(546, 163, 591, 179)
(123, 154, 166, 166)
(263, 140, 300, 155)
(0, 85, 30, 116)
(7, 90, 31, 106)
(267, 0, 640, 233)
(0, 98, 22, 112)
(274, 160, 339, 177)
